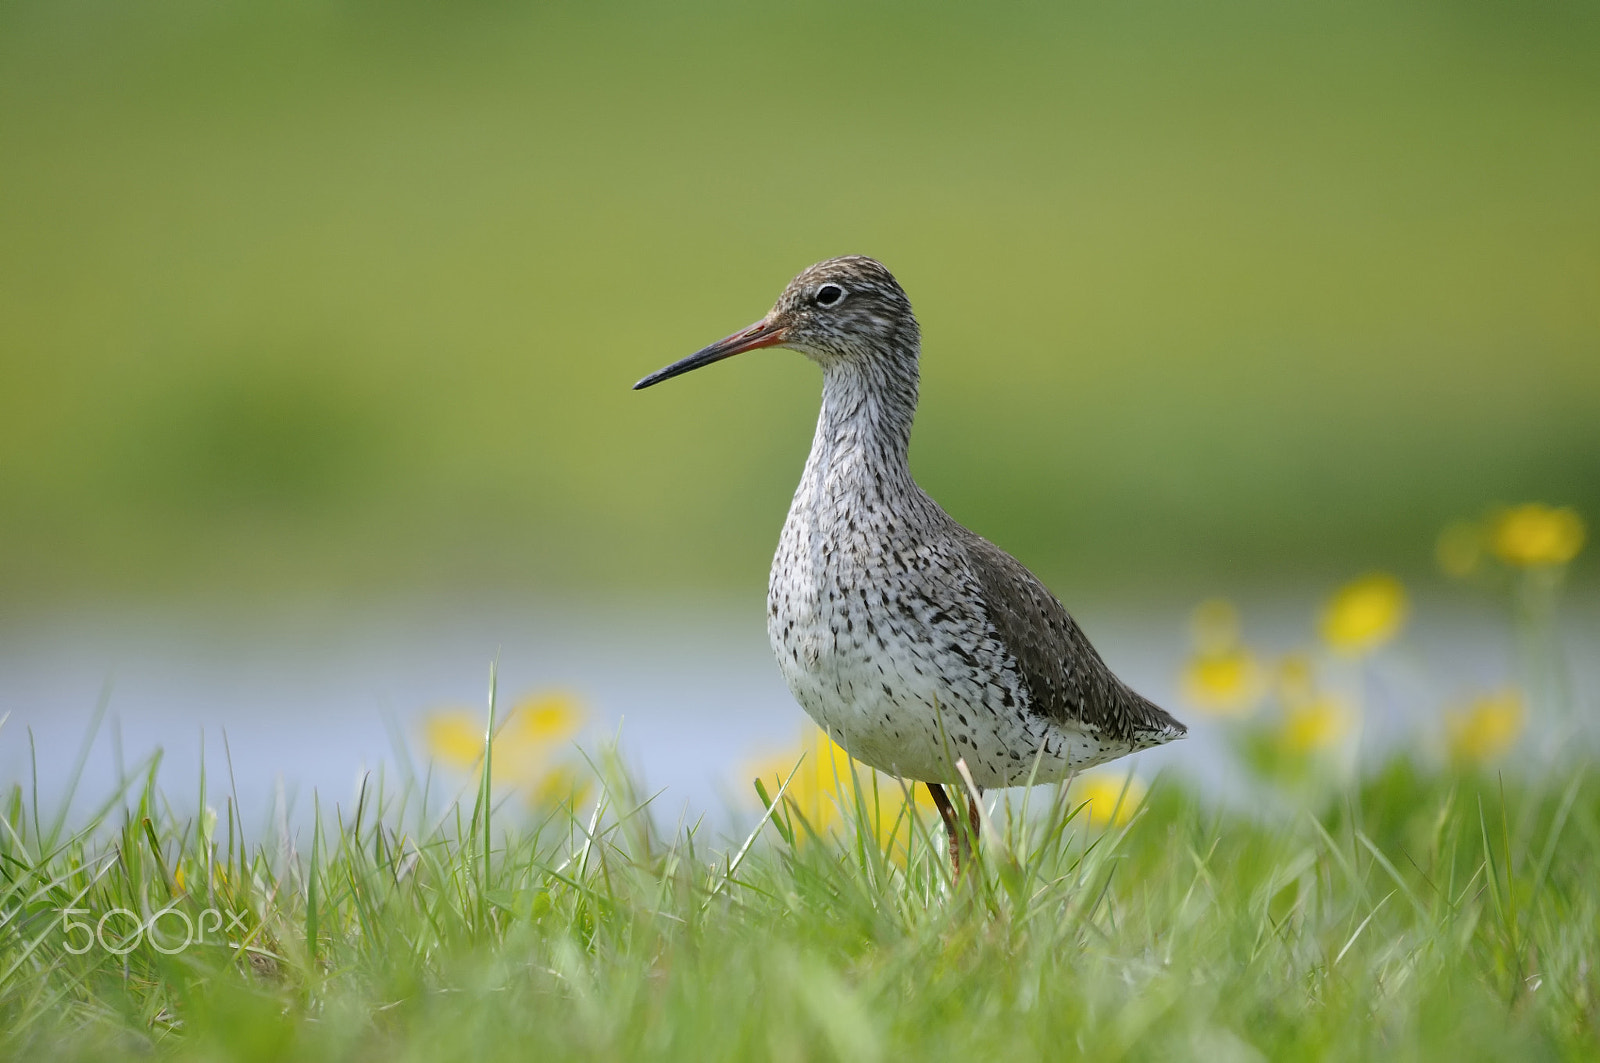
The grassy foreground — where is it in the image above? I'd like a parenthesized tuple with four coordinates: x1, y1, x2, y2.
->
(2, 712, 1597, 1062)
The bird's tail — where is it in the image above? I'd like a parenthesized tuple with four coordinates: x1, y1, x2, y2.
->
(1128, 689, 1187, 747)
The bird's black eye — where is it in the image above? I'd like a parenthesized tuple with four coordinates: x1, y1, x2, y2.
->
(815, 284, 845, 307)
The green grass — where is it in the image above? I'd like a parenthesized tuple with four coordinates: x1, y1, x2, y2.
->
(3, 707, 1597, 1060)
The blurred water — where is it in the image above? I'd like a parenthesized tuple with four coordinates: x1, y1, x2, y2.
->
(1, 593, 1595, 832)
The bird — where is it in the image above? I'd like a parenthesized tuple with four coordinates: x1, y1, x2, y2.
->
(633, 256, 1185, 872)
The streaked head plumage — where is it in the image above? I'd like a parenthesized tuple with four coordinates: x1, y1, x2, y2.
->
(632, 255, 918, 391)
(764, 256, 918, 366)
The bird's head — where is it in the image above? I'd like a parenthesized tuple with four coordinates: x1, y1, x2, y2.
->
(633, 256, 919, 391)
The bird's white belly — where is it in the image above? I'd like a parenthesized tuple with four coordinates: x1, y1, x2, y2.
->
(767, 567, 1123, 787)
(771, 606, 952, 780)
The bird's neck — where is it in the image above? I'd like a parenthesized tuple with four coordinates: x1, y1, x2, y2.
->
(803, 348, 920, 498)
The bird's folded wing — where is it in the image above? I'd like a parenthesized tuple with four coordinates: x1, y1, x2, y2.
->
(953, 526, 1185, 744)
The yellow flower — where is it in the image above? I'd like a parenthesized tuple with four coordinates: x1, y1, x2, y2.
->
(423, 710, 485, 768)
(1445, 690, 1525, 765)
(508, 691, 585, 746)
(1490, 504, 1586, 568)
(750, 727, 933, 850)
(1319, 573, 1407, 656)
(750, 726, 852, 834)
(1436, 520, 1483, 579)
(1279, 695, 1354, 754)
(421, 690, 589, 807)
(1073, 771, 1146, 828)
(531, 763, 594, 809)
(1180, 598, 1266, 717)
(1181, 648, 1268, 717)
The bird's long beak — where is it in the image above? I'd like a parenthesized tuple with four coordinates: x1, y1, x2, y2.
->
(633, 318, 790, 390)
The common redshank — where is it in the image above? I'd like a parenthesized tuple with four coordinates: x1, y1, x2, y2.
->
(634, 256, 1186, 871)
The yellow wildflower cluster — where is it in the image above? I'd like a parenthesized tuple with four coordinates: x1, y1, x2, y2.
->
(1180, 599, 1267, 716)
(750, 728, 1146, 848)
(1278, 695, 1355, 755)
(1178, 580, 1390, 771)
(1444, 690, 1525, 766)
(1177, 575, 1396, 749)
(1493, 504, 1586, 567)
(1438, 503, 1586, 577)
(422, 691, 591, 809)
(1180, 559, 1542, 780)
(1071, 771, 1146, 828)
(750, 726, 934, 854)
(1319, 573, 1407, 657)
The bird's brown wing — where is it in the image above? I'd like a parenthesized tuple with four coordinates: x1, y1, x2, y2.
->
(954, 527, 1186, 745)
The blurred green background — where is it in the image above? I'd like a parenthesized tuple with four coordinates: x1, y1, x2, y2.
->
(2, 0, 1596, 607)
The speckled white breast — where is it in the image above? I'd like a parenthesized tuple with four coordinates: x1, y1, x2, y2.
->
(764, 442, 1133, 788)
